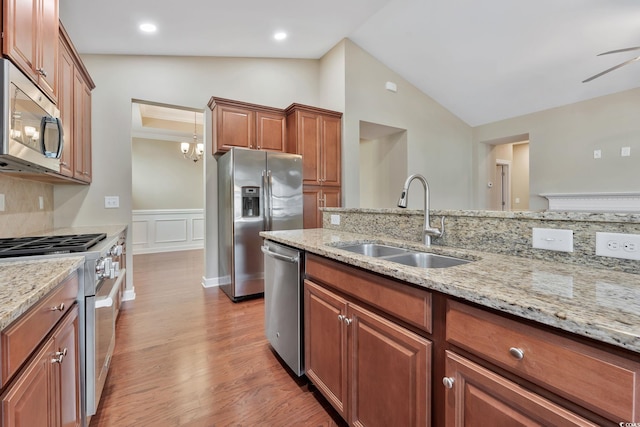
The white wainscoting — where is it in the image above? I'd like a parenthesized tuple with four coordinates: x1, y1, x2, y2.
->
(132, 209, 204, 254)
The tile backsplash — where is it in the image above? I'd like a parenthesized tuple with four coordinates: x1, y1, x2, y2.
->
(323, 208, 640, 275)
(0, 175, 54, 237)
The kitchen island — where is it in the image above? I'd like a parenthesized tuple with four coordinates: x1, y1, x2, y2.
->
(261, 227, 640, 426)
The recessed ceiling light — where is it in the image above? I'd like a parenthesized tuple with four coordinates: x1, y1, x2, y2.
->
(274, 32, 287, 41)
(139, 23, 157, 33)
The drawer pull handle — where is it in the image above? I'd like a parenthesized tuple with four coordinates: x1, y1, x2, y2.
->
(442, 377, 455, 389)
(50, 303, 65, 312)
(509, 347, 525, 360)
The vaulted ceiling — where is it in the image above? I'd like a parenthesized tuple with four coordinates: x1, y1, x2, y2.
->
(60, 0, 640, 126)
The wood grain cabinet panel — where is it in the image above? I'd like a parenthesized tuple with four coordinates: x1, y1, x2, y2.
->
(255, 110, 285, 151)
(447, 300, 640, 422)
(2, 0, 59, 101)
(302, 186, 341, 229)
(304, 270, 431, 427)
(443, 351, 598, 427)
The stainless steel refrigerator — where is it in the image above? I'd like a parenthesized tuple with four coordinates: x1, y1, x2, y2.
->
(217, 148, 303, 301)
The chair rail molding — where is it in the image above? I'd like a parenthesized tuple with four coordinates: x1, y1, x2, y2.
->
(132, 209, 204, 254)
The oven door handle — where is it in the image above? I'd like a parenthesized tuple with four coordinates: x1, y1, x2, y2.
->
(95, 268, 126, 309)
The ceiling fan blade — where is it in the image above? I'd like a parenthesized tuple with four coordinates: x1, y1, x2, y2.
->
(597, 46, 640, 56)
(582, 55, 640, 83)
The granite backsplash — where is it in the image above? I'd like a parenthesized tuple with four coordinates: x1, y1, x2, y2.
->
(322, 208, 640, 275)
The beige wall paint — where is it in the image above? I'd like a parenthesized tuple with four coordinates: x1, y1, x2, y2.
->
(131, 137, 203, 210)
(53, 54, 320, 288)
(359, 131, 407, 208)
(343, 40, 473, 210)
(511, 143, 530, 211)
(0, 175, 54, 237)
(473, 87, 640, 210)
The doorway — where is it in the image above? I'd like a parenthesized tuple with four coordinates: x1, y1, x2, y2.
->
(494, 160, 511, 211)
(487, 140, 530, 211)
(130, 100, 205, 254)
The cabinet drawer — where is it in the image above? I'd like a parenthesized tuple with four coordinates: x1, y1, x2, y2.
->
(306, 254, 431, 333)
(1, 272, 79, 388)
(446, 300, 640, 422)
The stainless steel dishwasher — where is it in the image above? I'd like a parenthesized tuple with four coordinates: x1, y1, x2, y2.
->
(262, 240, 304, 376)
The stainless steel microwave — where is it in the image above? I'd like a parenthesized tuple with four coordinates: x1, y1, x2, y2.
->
(0, 58, 64, 174)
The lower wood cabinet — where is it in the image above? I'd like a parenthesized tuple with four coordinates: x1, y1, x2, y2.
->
(304, 279, 431, 427)
(443, 350, 598, 426)
(303, 185, 341, 228)
(1, 305, 80, 427)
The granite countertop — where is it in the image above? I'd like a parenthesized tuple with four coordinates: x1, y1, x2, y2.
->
(0, 257, 84, 330)
(261, 228, 640, 354)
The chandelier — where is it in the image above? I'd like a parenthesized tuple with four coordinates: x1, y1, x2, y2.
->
(180, 111, 204, 162)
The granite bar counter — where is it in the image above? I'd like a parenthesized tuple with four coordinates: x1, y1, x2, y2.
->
(0, 256, 84, 330)
(261, 228, 640, 354)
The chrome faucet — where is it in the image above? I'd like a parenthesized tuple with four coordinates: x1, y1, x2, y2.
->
(397, 174, 444, 246)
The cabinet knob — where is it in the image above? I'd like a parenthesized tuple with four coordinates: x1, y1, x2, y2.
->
(509, 347, 525, 360)
(338, 314, 345, 322)
(50, 303, 65, 312)
(344, 317, 352, 326)
(36, 67, 48, 77)
(442, 377, 455, 389)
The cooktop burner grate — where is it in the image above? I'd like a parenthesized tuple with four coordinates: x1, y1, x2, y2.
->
(0, 233, 107, 257)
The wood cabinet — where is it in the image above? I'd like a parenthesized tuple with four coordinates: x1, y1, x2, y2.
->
(443, 350, 598, 426)
(286, 104, 342, 228)
(0, 272, 81, 427)
(285, 104, 342, 187)
(2, 0, 59, 101)
(446, 300, 640, 423)
(304, 257, 432, 427)
(1, 304, 81, 427)
(58, 24, 94, 184)
(303, 185, 341, 228)
(208, 97, 286, 155)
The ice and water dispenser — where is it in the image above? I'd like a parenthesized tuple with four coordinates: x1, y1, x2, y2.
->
(241, 186, 260, 217)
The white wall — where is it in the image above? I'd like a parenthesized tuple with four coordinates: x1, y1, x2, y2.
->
(473, 87, 640, 210)
(53, 55, 320, 291)
(342, 40, 473, 210)
(132, 137, 203, 210)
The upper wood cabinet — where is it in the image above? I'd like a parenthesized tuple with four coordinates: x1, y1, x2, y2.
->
(285, 104, 342, 187)
(208, 97, 286, 155)
(2, 0, 59, 102)
(58, 24, 94, 184)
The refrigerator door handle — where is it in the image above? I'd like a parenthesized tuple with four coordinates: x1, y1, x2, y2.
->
(262, 170, 273, 230)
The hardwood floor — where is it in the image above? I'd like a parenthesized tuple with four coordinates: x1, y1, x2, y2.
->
(90, 250, 345, 426)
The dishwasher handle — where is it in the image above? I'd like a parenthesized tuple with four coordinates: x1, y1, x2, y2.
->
(261, 245, 299, 264)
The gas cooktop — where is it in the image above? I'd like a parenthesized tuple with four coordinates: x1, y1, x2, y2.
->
(0, 233, 107, 258)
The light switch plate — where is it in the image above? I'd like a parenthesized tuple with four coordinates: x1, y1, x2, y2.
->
(0, 194, 5, 212)
(532, 228, 574, 252)
(330, 214, 341, 225)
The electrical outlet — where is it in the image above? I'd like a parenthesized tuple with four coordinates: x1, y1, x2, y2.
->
(38, 196, 44, 210)
(596, 232, 640, 260)
(532, 228, 574, 252)
(104, 196, 120, 209)
(330, 214, 341, 225)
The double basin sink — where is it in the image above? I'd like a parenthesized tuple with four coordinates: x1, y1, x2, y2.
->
(336, 243, 471, 269)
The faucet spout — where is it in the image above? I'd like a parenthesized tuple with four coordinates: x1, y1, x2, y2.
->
(397, 174, 443, 246)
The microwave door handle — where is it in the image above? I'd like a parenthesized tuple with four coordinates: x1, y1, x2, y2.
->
(54, 117, 64, 159)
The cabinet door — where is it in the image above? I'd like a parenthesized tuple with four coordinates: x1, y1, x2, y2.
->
(1, 338, 55, 427)
(304, 280, 348, 420)
(256, 111, 285, 152)
(37, 0, 59, 101)
(55, 306, 80, 427)
(81, 85, 92, 182)
(349, 304, 431, 427)
(297, 111, 322, 185)
(320, 115, 341, 186)
(302, 186, 322, 229)
(3, 0, 38, 82)
(72, 69, 85, 181)
(58, 39, 74, 177)
(213, 104, 254, 153)
(443, 351, 598, 427)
